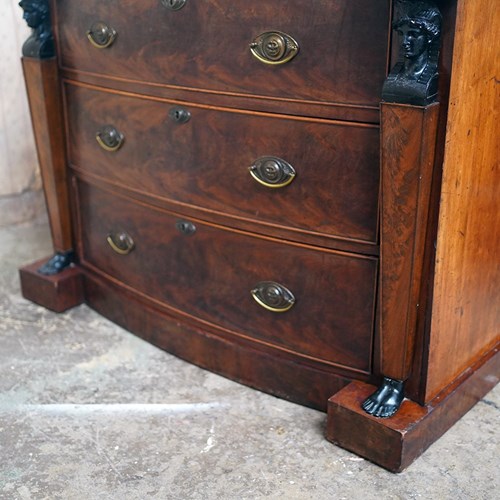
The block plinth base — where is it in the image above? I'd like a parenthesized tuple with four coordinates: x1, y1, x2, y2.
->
(19, 258, 84, 313)
(327, 347, 499, 472)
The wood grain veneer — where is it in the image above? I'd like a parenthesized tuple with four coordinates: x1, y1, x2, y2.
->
(425, 0, 500, 400)
(64, 82, 380, 246)
(22, 57, 72, 252)
(53, 0, 390, 112)
(75, 179, 377, 374)
(20, 0, 499, 471)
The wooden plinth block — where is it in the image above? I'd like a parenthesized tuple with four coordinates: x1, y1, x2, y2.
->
(19, 258, 84, 313)
(327, 347, 499, 472)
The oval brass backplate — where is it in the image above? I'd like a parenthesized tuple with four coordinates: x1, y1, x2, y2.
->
(249, 157, 296, 188)
(87, 21, 117, 49)
(107, 231, 135, 255)
(250, 31, 299, 65)
(251, 281, 296, 313)
(96, 125, 124, 152)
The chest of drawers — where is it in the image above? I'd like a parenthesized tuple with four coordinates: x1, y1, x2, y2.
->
(19, 0, 499, 471)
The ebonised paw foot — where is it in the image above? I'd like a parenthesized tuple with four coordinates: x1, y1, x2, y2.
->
(38, 251, 74, 276)
(362, 377, 404, 418)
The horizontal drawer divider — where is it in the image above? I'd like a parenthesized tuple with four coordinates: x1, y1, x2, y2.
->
(61, 69, 382, 124)
(62, 78, 381, 129)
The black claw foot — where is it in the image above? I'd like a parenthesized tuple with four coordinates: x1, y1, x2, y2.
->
(38, 251, 74, 276)
(362, 377, 405, 418)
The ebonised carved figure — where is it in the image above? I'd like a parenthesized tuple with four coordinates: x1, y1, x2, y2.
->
(363, 0, 442, 419)
(19, 0, 54, 59)
(382, 0, 442, 105)
(37, 251, 75, 275)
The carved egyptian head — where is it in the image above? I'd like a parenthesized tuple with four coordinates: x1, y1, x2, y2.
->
(19, 0, 50, 30)
(393, 2, 442, 61)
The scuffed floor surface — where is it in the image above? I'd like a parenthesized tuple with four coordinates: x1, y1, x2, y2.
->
(0, 221, 499, 500)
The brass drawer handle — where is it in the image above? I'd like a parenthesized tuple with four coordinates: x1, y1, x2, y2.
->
(160, 0, 187, 10)
(87, 21, 117, 49)
(249, 157, 296, 188)
(251, 281, 296, 313)
(250, 31, 299, 65)
(96, 125, 124, 152)
(107, 231, 135, 255)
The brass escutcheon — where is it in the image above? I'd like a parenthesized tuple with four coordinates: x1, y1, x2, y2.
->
(107, 231, 135, 255)
(87, 21, 117, 49)
(175, 220, 196, 235)
(249, 157, 296, 188)
(251, 281, 296, 313)
(250, 31, 299, 65)
(96, 125, 124, 152)
(169, 106, 191, 124)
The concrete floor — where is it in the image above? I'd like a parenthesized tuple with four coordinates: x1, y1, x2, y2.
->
(0, 220, 499, 500)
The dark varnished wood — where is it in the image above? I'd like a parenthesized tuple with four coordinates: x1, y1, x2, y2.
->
(72, 169, 379, 258)
(19, 257, 83, 312)
(60, 68, 382, 124)
(83, 271, 353, 411)
(327, 345, 499, 472)
(22, 57, 72, 253)
(64, 82, 380, 246)
(379, 103, 439, 382)
(52, 0, 390, 113)
(18, 0, 498, 472)
(74, 179, 377, 373)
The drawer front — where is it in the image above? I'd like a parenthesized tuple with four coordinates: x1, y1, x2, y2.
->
(76, 181, 377, 372)
(55, 0, 390, 108)
(66, 84, 379, 244)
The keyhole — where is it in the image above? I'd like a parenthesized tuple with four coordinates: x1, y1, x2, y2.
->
(162, 0, 186, 10)
(176, 220, 196, 235)
(169, 107, 191, 124)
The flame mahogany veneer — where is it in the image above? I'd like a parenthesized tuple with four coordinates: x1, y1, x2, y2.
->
(20, 0, 498, 471)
